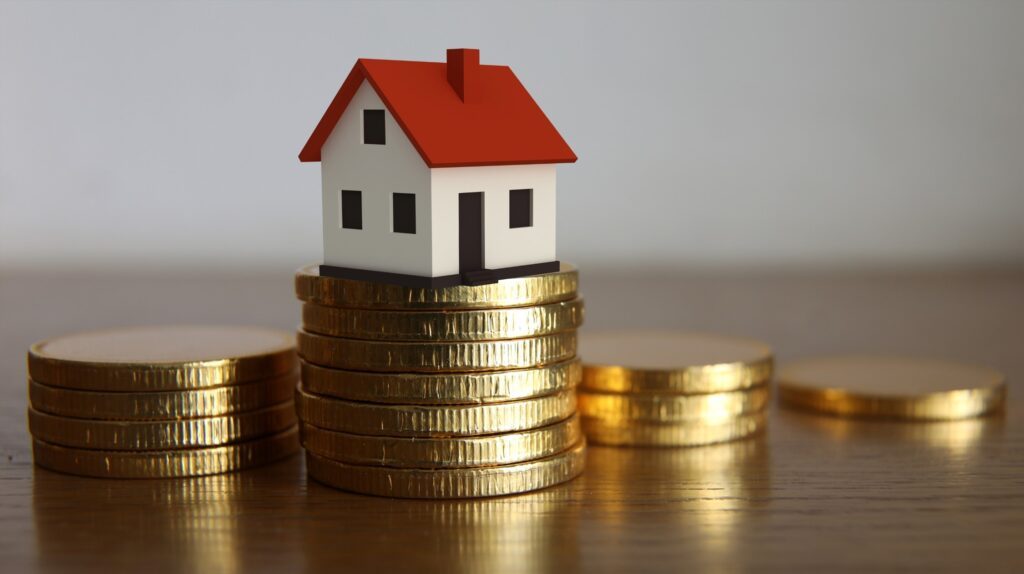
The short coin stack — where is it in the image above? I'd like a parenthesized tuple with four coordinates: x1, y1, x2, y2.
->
(578, 330, 773, 447)
(28, 326, 300, 478)
(778, 356, 1007, 420)
(293, 264, 587, 498)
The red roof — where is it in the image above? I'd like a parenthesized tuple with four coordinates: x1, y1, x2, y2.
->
(299, 55, 577, 167)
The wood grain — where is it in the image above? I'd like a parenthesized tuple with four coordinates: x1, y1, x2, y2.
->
(1, 269, 1022, 573)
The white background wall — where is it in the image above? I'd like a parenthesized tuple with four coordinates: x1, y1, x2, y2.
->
(2, 0, 1022, 272)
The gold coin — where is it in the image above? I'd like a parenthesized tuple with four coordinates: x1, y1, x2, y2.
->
(297, 330, 577, 372)
(294, 263, 578, 310)
(295, 385, 576, 437)
(32, 427, 300, 478)
(305, 440, 586, 498)
(28, 326, 297, 391)
(581, 413, 767, 447)
(300, 358, 580, 405)
(578, 386, 769, 423)
(28, 402, 297, 450)
(301, 298, 584, 341)
(778, 356, 1007, 420)
(300, 415, 582, 468)
(28, 372, 296, 420)
(580, 330, 773, 394)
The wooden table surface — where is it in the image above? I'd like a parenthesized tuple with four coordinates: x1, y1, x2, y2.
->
(1, 269, 1021, 573)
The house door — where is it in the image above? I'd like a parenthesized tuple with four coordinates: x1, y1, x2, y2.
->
(459, 192, 484, 273)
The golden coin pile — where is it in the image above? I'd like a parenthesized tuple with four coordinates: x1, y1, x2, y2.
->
(27, 326, 301, 478)
(293, 264, 587, 498)
(578, 330, 773, 447)
(778, 356, 1007, 420)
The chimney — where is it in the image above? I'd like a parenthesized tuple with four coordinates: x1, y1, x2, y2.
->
(447, 48, 479, 103)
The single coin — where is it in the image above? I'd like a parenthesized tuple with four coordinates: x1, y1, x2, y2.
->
(301, 298, 584, 342)
(777, 356, 1007, 420)
(295, 385, 576, 437)
(578, 386, 770, 423)
(300, 358, 581, 405)
(580, 330, 773, 394)
(27, 402, 297, 450)
(300, 415, 582, 469)
(31, 426, 300, 478)
(28, 326, 297, 391)
(294, 263, 578, 310)
(297, 330, 577, 372)
(582, 413, 767, 447)
(27, 372, 297, 420)
(305, 440, 586, 499)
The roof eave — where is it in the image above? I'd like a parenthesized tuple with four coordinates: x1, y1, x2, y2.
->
(426, 157, 578, 168)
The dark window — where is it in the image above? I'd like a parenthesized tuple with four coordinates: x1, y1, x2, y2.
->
(363, 109, 385, 145)
(340, 190, 362, 229)
(393, 193, 416, 234)
(509, 189, 533, 228)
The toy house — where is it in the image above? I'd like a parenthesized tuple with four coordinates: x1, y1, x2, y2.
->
(299, 49, 576, 287)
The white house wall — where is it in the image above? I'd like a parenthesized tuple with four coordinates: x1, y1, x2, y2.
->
(319, 81, 432, 276)
(430, 164, 557, 277)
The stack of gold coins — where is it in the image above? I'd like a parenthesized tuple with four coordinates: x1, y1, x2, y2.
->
(27, 326, 301, 478)
(578, 330, 773, 447)
(293, 264, 587, 498)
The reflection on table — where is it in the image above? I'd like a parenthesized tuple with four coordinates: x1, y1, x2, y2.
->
(780, 408, 1004, 458)
(301, 468, 583, 574)
(583, 436, 771, 569)
(32, 454, 304, 574)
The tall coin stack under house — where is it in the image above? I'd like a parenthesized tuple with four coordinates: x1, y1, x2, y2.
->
(293, 48, 585, 497)
(294, 266, 586, 498)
